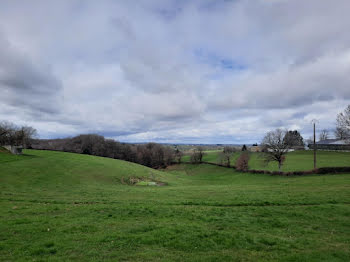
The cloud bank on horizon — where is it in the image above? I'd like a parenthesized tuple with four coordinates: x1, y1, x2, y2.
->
(1, 0, 350, 144)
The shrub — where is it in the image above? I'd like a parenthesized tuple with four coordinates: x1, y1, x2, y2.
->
(246, 167, 350, 176)
(303, 170, 315, 175)
(271, 171, 283, 176)
(190, 147, 205, 164)
(316, 167, 350, 174)
(292, 171, 304, 176)
(236, 152, 250, 171)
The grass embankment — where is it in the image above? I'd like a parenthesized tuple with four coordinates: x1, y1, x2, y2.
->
(0, 147, 23, 164)
(0, 149, 350, 261)
(183, 150, 350, 171)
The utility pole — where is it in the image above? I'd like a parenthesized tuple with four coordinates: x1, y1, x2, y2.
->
(312, 119, 318, 169)
(313, 122, 316, 169)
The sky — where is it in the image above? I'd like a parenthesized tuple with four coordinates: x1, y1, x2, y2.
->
(1, 0, 350, 144)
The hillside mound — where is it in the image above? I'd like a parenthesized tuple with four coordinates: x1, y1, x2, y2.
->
(0, 149, 168, 195)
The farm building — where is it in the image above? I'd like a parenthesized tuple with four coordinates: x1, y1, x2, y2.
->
(249, 145, 260, 152)
(308, 139, 350, 151)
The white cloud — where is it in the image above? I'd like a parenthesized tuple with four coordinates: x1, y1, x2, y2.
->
(0, 0, 349, 143)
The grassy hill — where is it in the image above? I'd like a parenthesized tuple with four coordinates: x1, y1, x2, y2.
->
(183, 150, 350, 171)
(1, 149, 350, 261)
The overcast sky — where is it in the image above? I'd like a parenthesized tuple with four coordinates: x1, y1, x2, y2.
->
(1, 0, 350, 144)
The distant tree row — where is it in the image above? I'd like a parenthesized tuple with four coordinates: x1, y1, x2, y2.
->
(31, 134, 174, 169)
(0, 121, 37, 148)
(187, 129, 306, 172)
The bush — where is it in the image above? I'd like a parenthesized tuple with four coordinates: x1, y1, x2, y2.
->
(235, 153, 250, 171)
(246, 166, 350, 176)
(316, 167, 350, 174)
(303, 170, 315, 175)
(271, 171, 283, 176)
(190, 147, 205, 164)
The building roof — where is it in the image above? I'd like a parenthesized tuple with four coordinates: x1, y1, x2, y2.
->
(316, 139, 348, 145)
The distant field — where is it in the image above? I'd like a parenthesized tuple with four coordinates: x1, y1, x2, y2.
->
(183, 150, 350, 171)
(1, 149, 350, 261)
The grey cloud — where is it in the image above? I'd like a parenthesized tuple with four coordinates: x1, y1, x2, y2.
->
(0, 34, 62, 115)
(208, 49, 350, 111)
(0, 0, 349, 143)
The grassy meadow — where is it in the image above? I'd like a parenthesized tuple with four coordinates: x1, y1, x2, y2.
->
(183, 150, 350, 171)
(0, 149, 350, 261)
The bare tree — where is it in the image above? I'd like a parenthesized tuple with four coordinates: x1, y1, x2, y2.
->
(336, 105, 350, 140)
(235, 152, 250, 171)
(197, 146, 205, 163)
(190, 146, 205, 164)
(334, 127, 348, 140)
(20, 126, 37, 148)
(174, 148, 183, 163)
(261, 129, 290, 172)
(163, 147, 175, 166)
(0, 123, 9, 137)
(218, 146, 236, 167)
(0, 122, 37, 148)
(0, 121, 13, 145)
(319, 129, 329, 141)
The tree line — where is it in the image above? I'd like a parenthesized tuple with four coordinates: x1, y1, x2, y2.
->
(31, 134, 175, 168)
(202, 129, 305, 172)
(0, 121, 37, 148)
(0, 121, 175, 168)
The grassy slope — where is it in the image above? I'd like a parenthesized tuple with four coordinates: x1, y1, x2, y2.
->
(183, 150, 350, 171)
(0, 149, 168, 202)
(0, 150, 350, 261)
(0, 147, 23, 164)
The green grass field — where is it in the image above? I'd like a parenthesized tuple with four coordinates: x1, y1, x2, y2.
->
(183, 150, 350, 171)
(1, 149, 350, 261)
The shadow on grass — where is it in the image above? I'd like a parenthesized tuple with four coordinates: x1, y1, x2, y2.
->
(0, 153, 40, 164)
